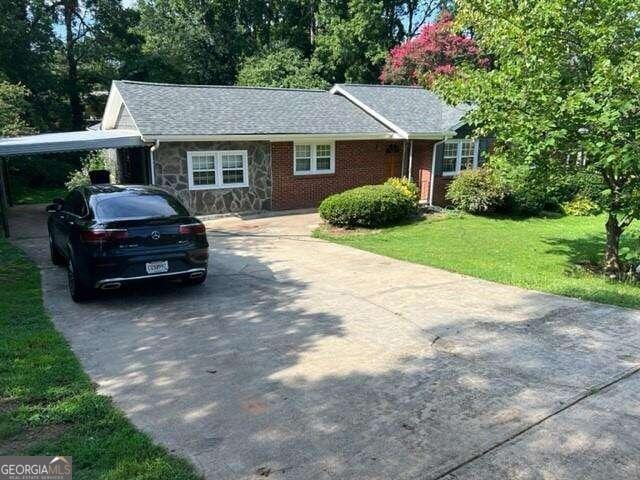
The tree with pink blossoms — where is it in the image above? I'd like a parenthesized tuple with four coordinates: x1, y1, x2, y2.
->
(380, 12, 487, 86)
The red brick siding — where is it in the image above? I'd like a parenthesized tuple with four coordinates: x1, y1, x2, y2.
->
(271, 140, 401, 210)
(270, 139, 446, 210)
(432, 176, 453, 206)
(411, 140, 435, 202)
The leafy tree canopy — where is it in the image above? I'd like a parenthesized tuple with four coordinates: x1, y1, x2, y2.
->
(0, 79, 34, 137)
(437, 0, 640, 276)
(381, 11, 487, 86)
(237, 45, 329, 89)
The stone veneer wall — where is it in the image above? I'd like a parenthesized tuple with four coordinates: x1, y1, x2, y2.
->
(154, 141, 271, 215)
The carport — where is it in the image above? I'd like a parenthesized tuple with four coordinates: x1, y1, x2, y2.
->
(0, 129, 147, 237)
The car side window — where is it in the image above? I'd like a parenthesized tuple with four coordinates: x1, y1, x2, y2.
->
(62, 191, 87, 217)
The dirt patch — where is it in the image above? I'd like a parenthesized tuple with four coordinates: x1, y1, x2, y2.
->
(0, 398, 19, 414)
(0, 423, 69, 455)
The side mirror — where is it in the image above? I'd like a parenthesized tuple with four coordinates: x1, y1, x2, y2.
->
(52, 198, 64, 205)
(46, 203, 61, 213)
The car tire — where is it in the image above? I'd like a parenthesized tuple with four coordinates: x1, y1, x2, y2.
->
(49, 233, 65, 266)
(183, 272, 207, 286)
(68, 257, 93, 302)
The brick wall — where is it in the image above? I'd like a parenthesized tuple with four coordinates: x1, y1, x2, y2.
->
(271, 140, 402, 210)
(432, 176, 453, 206)
(411, 140, 435, 202)
(270, 139, 447, 210)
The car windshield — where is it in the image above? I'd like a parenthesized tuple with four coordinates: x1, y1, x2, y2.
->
(91, 192, 189, 221)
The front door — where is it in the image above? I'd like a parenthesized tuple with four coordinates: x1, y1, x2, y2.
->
(384, 153, 402, 179)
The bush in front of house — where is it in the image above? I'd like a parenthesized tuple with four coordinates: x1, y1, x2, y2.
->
(492, 161, 549, 214)
(445, 167, 507, 213)
(385, 177, 420, 204)
(65, 151, 108, 190)
(319, 184, 417, 228)
(561, 195, 602, 216)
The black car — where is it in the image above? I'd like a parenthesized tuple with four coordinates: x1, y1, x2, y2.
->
(47, 185, 209, 302)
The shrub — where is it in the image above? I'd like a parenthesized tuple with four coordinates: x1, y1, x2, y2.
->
(385, 177, 420, 204)
(561, 195, 602, 216)
(445, 168, 507, 213)
(319, 184, 416, 228)
(492, 161, 548, 214)
(65, 151, 107, 190)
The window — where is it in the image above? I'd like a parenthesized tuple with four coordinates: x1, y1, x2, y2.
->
(187, 150, 249, 189)
(92, 193, 189, 222)
(442, 139, 478, 176)
(63, 190, 88, 217)
(294, 142, 335, 175)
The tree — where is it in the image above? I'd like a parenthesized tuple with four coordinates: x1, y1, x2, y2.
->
(0, 79, 34, 137)
(399, 0, 454, 38)
(437, 0, 640, 277)
(312, 0, 403, 83)
(237, 45, 330, 89)
(0, 0, 58, 131)
(137, 0, 246, 85)
(380, 11, 486, 86)
(49, 0, 144, 130)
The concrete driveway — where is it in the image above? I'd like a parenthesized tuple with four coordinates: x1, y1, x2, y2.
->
(9, 204, 640, 479)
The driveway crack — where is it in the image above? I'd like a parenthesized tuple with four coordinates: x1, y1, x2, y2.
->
(429, 363, 640, 480)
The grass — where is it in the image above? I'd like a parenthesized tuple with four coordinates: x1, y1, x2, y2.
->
(0, 238, 201, 479)
(315, 212, 640, 309)
(12, 184, 67, 205)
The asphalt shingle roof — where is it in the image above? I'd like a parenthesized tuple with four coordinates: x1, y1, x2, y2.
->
(114, 81, 393, 137)
(333, 84, 468, 136)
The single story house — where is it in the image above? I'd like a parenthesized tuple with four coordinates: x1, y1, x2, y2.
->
(2, 80, 494, 215)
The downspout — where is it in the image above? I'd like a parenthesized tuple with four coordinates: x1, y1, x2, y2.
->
(149, 140, 160, 185)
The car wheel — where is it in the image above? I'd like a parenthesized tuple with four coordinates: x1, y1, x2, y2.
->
(68, 257, 93, 302)
(49, 233, 65, 266)
(183, 271, 207, 286)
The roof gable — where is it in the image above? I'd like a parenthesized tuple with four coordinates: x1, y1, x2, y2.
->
(330, 84, 468, 138)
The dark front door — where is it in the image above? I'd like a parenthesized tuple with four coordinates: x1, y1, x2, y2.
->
(384, 153, 402, 179)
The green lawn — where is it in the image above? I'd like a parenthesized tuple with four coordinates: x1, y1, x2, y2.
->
(315, 213, 640, 309)
(0, 239, 200, 479)
(12, 184, 67, 205)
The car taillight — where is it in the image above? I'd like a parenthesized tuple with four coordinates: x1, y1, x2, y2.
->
(179, 223, 206, 235)
(80, 229, 128, 244)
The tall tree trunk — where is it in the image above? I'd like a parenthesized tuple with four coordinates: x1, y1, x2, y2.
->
(64, 0, 83, 130)
(604, 213, 623, 278)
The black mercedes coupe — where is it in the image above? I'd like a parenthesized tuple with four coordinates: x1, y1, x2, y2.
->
(47, 185, 209, 302)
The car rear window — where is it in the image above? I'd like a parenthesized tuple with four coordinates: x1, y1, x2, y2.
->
(91, 192, 189, 221)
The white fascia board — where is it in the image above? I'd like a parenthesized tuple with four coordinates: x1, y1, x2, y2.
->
(329, 85, 410, 139)
(101, 82, 142, 136)
(141, 132, 400, 143)
(101, 83, 123, 130)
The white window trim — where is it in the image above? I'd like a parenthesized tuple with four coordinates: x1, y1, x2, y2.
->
(293, 141, 335, 175)
(187, 150, 249, 190)
(441, 139, 479, 177)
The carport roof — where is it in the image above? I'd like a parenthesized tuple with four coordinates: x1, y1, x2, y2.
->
(0, 129, 145, 156)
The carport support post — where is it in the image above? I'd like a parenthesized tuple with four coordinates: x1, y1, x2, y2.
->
(408, 140, 413, 181)
(1, 159, 11, 206)
(0, 157, 10, 237)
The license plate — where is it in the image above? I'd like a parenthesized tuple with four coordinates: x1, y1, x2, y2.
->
(146, 261, 169, 275)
